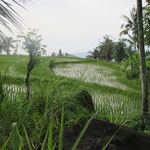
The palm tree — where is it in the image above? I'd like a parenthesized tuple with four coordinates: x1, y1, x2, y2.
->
(146, 0, 150, 4)
(2, 36, 17, 55)
(143, 1, 150, 47)
(0, 38, 4, 54)
(13, 43, 19, 55)
(137, 0, 149, 124)
(120, 7, 139, 51)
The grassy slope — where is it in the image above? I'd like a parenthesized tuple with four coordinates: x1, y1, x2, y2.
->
(2, 55, 150, 150)
(0, 55, 142, 104)
(0, 55, 146, 126)
(0, 55, 141, 95)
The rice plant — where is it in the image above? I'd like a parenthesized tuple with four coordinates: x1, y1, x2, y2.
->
(54, 63, 130, 90)
(92, 91, 141, 123)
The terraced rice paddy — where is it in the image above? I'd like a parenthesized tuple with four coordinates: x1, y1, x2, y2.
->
(92, 91, 141, 117)
(1, 66, 26, 78)
(0, 56, 141, 124)
(54, 58, 85, 62)
(54, 63, 141, 120)
(3, 84, 26, 100)
(54, 63, 130, 90)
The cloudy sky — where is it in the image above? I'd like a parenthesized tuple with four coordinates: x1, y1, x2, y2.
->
(9, 0, 138, 55)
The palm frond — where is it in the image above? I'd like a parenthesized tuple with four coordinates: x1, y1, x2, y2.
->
(122, 38, 134, 45)
(0, 0, 28, 35)
(121, 24, 124, 29)
(120, 29, 128, 37)
(122, 15, 130, 22)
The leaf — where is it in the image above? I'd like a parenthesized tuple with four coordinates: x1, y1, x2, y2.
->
(71, 113, 97, 150)
(58, 104, 64, 150)
(12, 122, 18, 150)
(23, 125, 32, 150)
(102, 121, 128, 150)
(1, 133, 12, 150)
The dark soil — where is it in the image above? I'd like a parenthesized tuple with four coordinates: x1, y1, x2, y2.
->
(63, 119, 150, 150)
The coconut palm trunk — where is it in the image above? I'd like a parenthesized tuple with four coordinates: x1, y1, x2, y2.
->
(137, 0, 149, 123)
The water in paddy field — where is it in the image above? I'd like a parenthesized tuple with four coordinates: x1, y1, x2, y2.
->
(3, 84, 26, 100)
(54, 64, 131, 90)
(92, 91, 141, 116)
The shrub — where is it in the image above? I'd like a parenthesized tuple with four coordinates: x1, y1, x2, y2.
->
(122, 51, 140, 79)
(48, 59, 56, 72)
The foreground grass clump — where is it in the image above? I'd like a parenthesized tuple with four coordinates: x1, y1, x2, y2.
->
(2, 110, 97, 150)
(0, 55, 92, 149)
(0, 79, 90, 149)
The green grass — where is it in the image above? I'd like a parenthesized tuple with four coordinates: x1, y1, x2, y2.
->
(0, 54, 150, 149)
(0, 55, 90, 149)
(0, 55, 143, 119)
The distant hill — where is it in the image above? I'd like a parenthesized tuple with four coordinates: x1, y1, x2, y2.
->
(73, 52, 89, 58)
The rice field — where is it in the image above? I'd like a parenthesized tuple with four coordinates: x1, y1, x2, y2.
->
(1, 66, 26, 79)
(92, 91, 141, 117)
(54, 63, 130, 90)
(53, 62, 142, 122)
(0, 55, 142, 124)
(3, 84, 26, 100)
(53, 58, 85, 62)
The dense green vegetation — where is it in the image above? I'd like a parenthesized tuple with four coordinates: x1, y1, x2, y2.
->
(0, 54, 149, 149)
(88, 0, 150, 125)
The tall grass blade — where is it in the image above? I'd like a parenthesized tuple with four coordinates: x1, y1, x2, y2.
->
(23, 125, 32, 150)
(52, 137, 59, 150)
(102, 121, 128, 150)
(12, 122, 18, 150)
(71, 113, 97, 150)
(48, 111, 53, 150)
(41, 127, 49, 150)
(16, 128, 23, 150)
(58, 104, 64, 150)
(1, 132, 12, 150)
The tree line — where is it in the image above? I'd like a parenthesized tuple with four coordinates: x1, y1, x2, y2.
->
(51, 49, 71, 57)
(89, 1, 150, 63)
(88, 35, 129, 62)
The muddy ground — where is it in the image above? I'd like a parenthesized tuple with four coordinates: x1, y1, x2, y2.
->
(63, 119, 150, 150)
